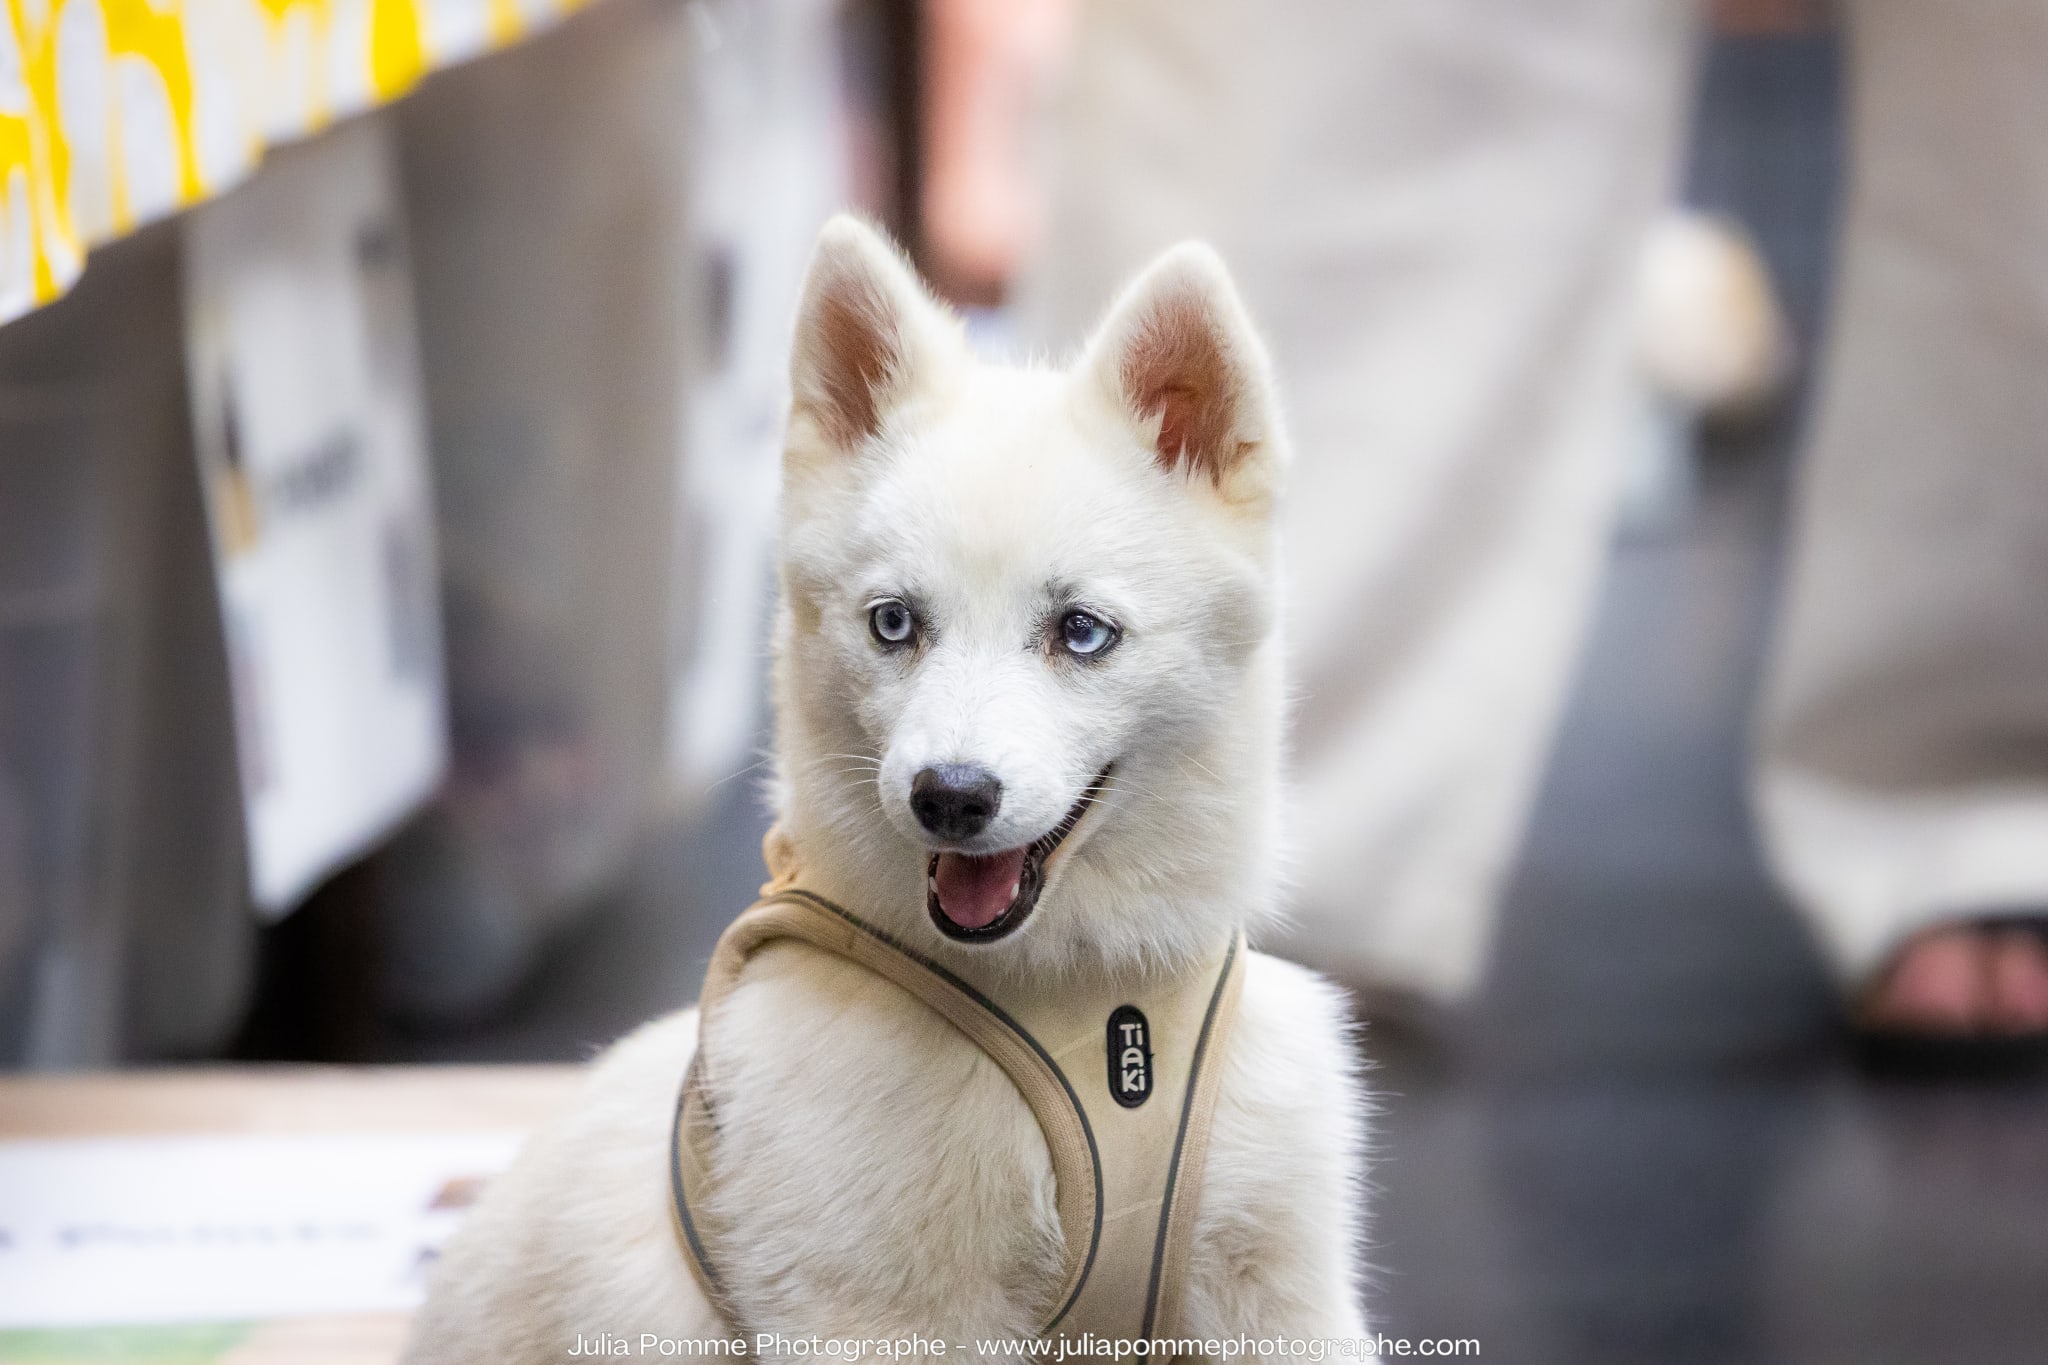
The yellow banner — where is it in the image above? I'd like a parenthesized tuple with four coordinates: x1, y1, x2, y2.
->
(0, 0, 587, 322)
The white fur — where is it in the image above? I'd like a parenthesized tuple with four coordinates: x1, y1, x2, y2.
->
(406, 218, 1368, 1361)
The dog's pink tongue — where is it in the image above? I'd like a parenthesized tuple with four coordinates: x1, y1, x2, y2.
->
(933, 849, 1026, 929)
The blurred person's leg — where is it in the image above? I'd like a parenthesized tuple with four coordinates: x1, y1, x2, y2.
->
(1756, 0, 2048, 1034)
(1013, 0, 1697, 1001)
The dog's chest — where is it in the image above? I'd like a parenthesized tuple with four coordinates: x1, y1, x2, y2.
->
(697, 941, 1066, 1333)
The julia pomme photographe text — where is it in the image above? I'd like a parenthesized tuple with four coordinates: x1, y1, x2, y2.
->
(565, 1331, 1481, 1360)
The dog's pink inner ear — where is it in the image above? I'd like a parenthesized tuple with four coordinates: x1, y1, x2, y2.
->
(1119, 289, 1246, 484)
(797, 263, 904, 449)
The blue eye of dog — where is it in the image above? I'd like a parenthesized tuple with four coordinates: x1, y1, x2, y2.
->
(1060, 611, 1117, 658)
(869, 599, 916, 646)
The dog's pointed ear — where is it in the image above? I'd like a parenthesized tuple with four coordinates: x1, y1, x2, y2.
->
(1079, 243, 1284, 502)
(788, 215, 963, 460)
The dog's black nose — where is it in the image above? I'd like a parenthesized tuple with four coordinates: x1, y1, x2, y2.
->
(911, 764, 1002, 841)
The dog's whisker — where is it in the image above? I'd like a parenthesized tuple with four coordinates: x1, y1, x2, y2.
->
(1090, 773, 1172, 804)
(808, 757, 882, 774)
(705, 753, 775, 791)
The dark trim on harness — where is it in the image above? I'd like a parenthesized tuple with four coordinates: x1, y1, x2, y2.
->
(669, 889, 1107, 1335)
(668, 1059, 723, 1299)
(1139, 933, 1241, 1336)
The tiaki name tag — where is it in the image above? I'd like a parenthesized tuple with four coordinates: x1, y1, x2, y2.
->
(1106, 1005, 1154, 1108)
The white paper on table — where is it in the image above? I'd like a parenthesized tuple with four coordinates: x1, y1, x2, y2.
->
(182, 116, 448, 916)
(0, 1131, 523, 1328)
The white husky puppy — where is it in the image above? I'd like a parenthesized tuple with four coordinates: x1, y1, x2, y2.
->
(405, 217, 1366, 1358)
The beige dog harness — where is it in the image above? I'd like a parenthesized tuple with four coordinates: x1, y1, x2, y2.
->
(669, 879, 1246, 1341)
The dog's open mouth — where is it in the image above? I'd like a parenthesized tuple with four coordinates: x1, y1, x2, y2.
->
(926, 767, 1113, 943)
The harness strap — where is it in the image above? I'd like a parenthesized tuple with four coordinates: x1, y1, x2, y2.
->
(670, 888, 1245, 1340)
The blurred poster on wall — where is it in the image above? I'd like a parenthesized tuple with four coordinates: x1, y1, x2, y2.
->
(667, 0, 848, 794)
(181, 117, 447, 917)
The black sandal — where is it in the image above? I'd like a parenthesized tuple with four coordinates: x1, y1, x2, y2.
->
(1848, 917, 2048, 1079)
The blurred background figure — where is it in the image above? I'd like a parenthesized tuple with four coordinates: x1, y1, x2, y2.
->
(1011, 0, 2048, 1054)
(919, 0, 1077, 307)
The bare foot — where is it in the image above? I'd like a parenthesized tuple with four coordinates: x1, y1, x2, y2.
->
(1987, 931, 2048, 1034)
(1863, 925, 2048, 1037)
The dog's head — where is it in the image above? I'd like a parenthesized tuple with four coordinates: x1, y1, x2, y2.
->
(772, 216, 1287, 975)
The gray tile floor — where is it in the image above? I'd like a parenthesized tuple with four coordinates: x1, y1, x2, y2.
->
(393, 29, 2048, 1365)
(1368, 433, 2048, 1362)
